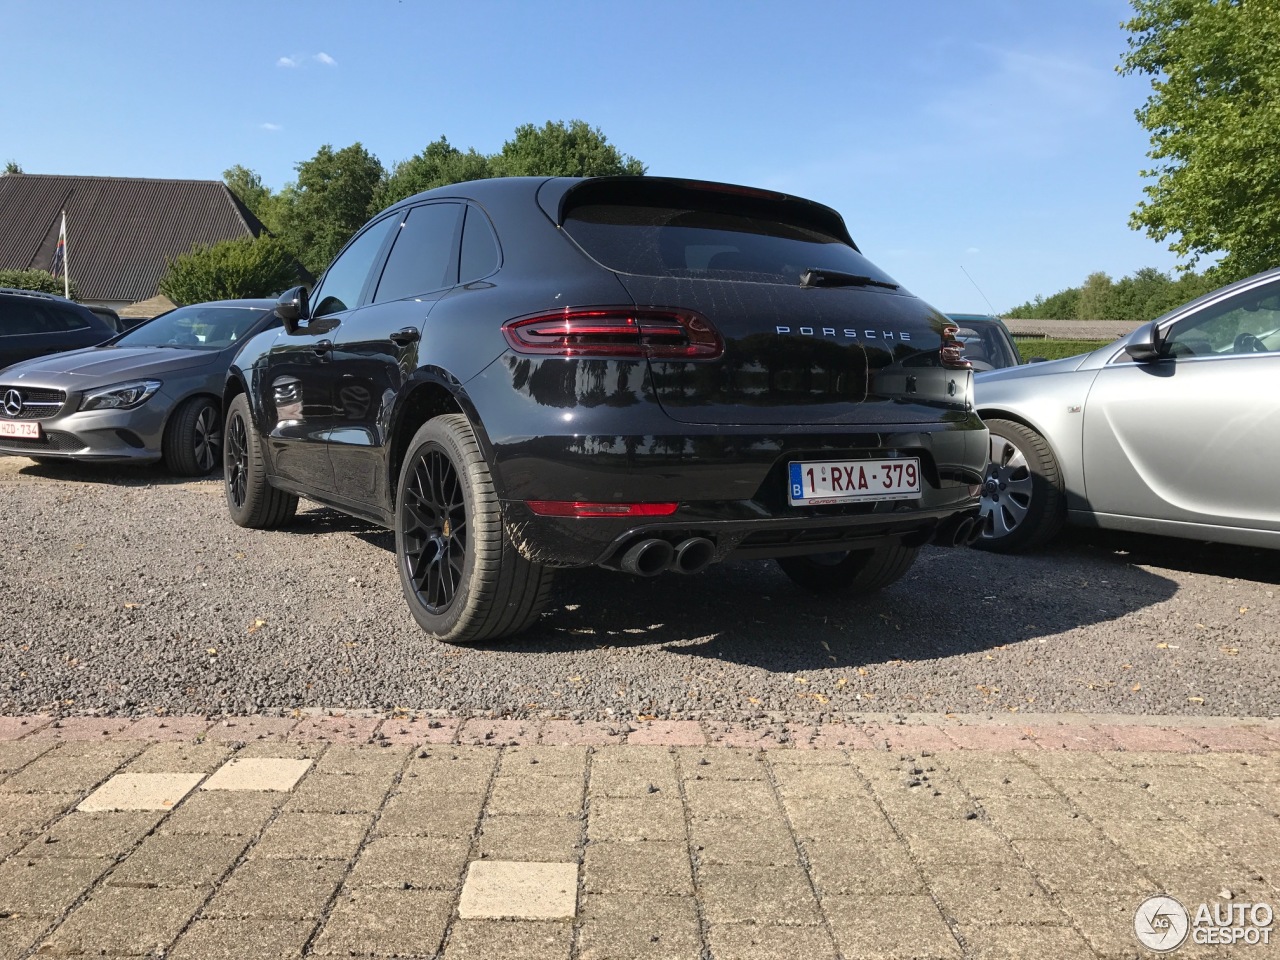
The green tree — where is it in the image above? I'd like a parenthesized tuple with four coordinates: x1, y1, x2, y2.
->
(490, 120, 645, 178)
(158, 235, 300, 305)
(1075, 271, 1117, 320)
(0, 268, 76, 298)
(377, 137, 492, 209)
(222, 164, 274, 226)
(1121, 0, 1280, 279)
(3, 161, 21, 175)
(274, 143, 386, 275)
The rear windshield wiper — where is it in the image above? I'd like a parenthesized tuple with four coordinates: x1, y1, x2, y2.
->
(800, 268, 899, 290)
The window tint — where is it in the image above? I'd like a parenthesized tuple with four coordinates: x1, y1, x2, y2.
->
(312, 214, 399, 317)
(373, 203, 463, 303)
(460, 206, 500, 282)
(563, 203, 897, 288)
(0, 301, 90, 335)
(1165, 281, 1280, 358)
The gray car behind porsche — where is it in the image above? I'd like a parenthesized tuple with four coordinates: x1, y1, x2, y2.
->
(0, 300, 278, 474)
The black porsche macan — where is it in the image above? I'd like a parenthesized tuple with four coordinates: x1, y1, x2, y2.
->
(223, 176, 989, 643)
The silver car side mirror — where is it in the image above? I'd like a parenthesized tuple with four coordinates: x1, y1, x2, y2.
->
(1123, 321, 1163, 362)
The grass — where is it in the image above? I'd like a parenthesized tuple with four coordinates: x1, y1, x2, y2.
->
(1014, 337, 1115, 362)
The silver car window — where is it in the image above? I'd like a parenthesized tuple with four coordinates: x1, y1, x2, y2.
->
(1164, 281, 1280, 358)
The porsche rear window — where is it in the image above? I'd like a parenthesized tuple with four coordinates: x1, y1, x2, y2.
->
(562, 202, 899, 288)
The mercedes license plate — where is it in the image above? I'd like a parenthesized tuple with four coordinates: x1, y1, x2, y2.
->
(0, 420, 41, 440)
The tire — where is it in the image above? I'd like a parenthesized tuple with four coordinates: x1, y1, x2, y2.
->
(974, 418, 1065, 553)
(777, 541, 919, 596)
(223, 393, 297, 529)
(163, 396, 223, 476)
(395, 414, 553, 644)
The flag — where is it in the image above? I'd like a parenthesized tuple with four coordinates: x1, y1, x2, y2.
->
(50, 211, 66, 279)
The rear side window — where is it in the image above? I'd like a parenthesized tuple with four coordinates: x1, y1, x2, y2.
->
(459, 206, 499, 282)
(0, 301, 91, 335)
(563, 200, 898, 288)
(374, 202, 463, 303)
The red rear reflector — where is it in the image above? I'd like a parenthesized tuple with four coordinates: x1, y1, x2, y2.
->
(940, 324, 972, 369)
(503, 307, 723, 360)
(526, 500, 679, 518)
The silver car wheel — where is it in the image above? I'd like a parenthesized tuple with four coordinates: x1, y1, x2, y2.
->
(193, 405, 222, 474)
(979, 433, 1034, 539)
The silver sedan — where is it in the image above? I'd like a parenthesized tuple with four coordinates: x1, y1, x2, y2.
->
(0, 300, 277, 475)
(974, 268, 1280, 552)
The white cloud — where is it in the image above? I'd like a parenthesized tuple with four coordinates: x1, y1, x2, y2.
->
(314, 52, 336, 66)
(260, 122, 282, 132)
(966, 247, 981, 255)
(276, 56, 298, 68)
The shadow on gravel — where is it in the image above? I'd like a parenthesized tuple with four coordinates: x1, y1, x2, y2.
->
(474, 541, 1181, 672)
(1060, 527, 1280, 585)
(15, 459, 207, 487)
(287, 507, 395, 550)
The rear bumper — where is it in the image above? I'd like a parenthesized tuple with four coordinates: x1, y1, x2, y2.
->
(501, 495, 981, 568)
(489, 421, 988, 568)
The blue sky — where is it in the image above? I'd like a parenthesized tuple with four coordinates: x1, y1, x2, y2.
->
(3, 0, 1177, 312)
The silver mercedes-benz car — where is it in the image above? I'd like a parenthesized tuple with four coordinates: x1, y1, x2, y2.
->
(974, 267, 1280, 552)
(0, 299, 278, 474)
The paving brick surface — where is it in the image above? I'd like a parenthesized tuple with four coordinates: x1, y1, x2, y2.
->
(458, 860, 579, 919)
(78, 771, 203, 811)
(0, 713, 1276, 959)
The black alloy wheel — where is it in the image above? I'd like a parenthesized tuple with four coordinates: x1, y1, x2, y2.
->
(223, 393, 297, 529)
(226, 410, 250, 511)
(401, 447, 467, 613)
(394, 415, 553, 644)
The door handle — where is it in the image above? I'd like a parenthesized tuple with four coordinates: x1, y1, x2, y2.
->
(390, 327, 420, 345)
(313, 339, 333, 358)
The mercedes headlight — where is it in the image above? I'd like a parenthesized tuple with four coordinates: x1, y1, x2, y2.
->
(79, 380, 162, 411)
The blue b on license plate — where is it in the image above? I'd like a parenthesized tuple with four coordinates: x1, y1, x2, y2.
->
(788, 457, 921, 506)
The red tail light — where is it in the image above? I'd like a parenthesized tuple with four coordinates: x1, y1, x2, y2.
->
(503, 307, 723, 360)
(526, 500, 679, 518)
(940, 324, 971, 369)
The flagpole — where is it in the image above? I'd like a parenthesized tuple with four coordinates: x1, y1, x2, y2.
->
(60, 211, 70, 300)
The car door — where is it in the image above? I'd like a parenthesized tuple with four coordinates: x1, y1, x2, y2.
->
(326, 201, 465, 507)
(261, 213, 399, 493)
(1082, 277, 1280, 533)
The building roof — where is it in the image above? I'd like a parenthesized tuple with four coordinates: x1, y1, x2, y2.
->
(0, 173, 265, 303)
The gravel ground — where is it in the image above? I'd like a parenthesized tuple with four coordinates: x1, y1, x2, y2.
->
(2, 456, 1277, 720)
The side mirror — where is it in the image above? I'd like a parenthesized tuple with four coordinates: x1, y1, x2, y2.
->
(275, 286, 310, 334)
(1025, 356, 1047, 364)
(1123, 321, 1163, 362)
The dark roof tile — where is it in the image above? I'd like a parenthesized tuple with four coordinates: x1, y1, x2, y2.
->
(0, 174, 265, 302)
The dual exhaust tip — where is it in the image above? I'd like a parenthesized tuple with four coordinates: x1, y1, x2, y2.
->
(620, 537, 716, 577)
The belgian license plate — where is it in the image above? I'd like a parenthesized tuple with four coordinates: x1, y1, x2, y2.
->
(0, 420, 41, 440)
(789, 457, 921, 506)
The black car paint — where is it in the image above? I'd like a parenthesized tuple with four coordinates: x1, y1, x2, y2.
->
(226, 176, 986, 570)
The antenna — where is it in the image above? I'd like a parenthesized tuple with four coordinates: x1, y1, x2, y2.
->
(960, 265, 998, 317)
